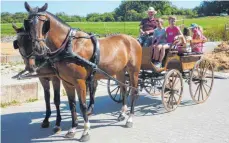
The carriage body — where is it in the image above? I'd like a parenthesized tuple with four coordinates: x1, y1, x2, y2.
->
(108, 45, 214, 112)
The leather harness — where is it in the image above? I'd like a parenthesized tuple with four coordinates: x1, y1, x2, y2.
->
(38, 28, 100, 86)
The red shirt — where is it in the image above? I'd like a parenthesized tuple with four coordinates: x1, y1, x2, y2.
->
(140, 18, 157, 31)
(166, 26, 180, 43)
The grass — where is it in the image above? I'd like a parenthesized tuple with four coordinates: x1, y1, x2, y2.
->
(1, 16, 229, 40)
(1, 98, 38, 108)
(1, 100, 21, 108)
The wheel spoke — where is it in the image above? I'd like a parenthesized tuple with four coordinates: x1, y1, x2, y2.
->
(201, 60, 207, 76)
(174, 92, 181, 97)
(203, 64, 210, 77)
(203, 82, 211, 89)
(114, 88, 120, 100)
(202, 83, 209, 97)
(198, 84, 202, 101)
(173, 95, 177, 104)
(172, 75, 178, 88)
(194, 84, 200, 98)
(196, 66, 200, 78)
(201, 84, 204, 100)
(110, 86, 119, 94)
(173, 78, 180, 88)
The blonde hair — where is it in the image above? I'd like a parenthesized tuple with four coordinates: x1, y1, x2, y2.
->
(156, 18, 164, 25)
(197, 26, 203, 34)
(168, 16, 177, 21)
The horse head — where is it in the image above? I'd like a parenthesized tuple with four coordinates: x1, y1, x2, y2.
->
(12, 23, 36, 72)
(24, 2, 50, 56)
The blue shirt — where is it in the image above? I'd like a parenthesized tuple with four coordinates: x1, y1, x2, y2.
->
(153, 28, 166, 44)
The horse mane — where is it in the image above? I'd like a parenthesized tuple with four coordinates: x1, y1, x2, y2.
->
(46, 11, 70, 28)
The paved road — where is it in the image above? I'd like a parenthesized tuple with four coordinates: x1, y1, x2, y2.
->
(1, 78, 229, 143)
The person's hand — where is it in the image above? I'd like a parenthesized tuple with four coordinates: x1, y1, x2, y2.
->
(145, 31, 149, 35)
(140, 31, 145, 35)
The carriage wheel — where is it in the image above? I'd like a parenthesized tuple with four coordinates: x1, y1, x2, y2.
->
(144, 77, 163, 96)
(189, 59, 214, 104)
(162, 69, 183, 112)
(107, 78, 130, 103)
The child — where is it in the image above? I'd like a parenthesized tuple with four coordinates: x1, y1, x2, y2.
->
(174, 27, 192, 53)
(151, 18, 167, 68)
(189, 23, 207, 53)
(152, 16, 184, 68)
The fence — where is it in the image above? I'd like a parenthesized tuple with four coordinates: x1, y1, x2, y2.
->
(224, 22, 229, 40)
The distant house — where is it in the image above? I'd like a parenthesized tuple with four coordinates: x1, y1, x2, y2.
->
(220, 13, 228, 16)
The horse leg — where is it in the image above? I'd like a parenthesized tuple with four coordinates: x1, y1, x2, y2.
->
(76, 80, 90, 142)
(125, 71, 139, 128)
(116, 71, 128, 122)
(87, 80, 98, 116)
(51, 77, 62, 134)
(62, 81, 78, 139)
(39, 77, 51, 128)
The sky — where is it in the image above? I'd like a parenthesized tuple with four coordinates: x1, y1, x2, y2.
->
(1, 1, 202, 16)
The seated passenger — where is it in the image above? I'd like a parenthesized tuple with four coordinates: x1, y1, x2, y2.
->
(152, 16, 184, 68)
(174, 27, 192, 53)
(151, 18, 167, 68)
(189, 23, 207, 53)
(137, 7, 157, 47)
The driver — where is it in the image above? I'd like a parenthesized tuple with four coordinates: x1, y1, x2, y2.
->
(138, 7, 157, 47)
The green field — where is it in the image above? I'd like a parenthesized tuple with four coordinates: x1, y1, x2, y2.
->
(1, 16, 229, 41)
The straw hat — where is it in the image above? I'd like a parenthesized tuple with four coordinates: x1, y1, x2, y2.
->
(147, 7, 157, 14)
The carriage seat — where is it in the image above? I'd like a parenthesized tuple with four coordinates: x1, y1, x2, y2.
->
(178, 52, 203, 56)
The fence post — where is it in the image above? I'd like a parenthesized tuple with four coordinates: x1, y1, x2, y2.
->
(224, 23, 229, 41)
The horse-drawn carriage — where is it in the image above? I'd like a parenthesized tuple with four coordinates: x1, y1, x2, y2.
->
(107, 45, 214, 112)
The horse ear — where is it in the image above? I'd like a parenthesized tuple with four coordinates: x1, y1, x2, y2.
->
(38, 3, 48, 12)
(12, 23, 19, 32)
(24, 2, 32, 12)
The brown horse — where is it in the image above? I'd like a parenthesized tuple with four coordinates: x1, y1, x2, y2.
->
(12, 24, 62, 133)
(24, 2, 142, 142)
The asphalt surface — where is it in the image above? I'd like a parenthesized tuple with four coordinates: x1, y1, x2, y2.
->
(1, 77, 229, 143)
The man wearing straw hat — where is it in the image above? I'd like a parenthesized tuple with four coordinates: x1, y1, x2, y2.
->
(138, 7, 157, 47)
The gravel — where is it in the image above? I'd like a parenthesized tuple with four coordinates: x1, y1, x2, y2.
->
(1, 36, 17, 43)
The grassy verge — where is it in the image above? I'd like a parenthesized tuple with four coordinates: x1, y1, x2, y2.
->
(1, 16, 229, 41)
(0, 98, 38, 108)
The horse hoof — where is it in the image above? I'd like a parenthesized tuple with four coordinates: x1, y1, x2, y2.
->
(53, 126, 62, 134)
(80, 133, 90, 142)
(125, 122, 133, 128)
(65, 131, 76, 138)
(41, 121, 50, 128)
(118, 114, 125, 121)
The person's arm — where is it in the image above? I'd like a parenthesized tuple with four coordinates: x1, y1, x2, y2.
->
(192, 31, 205, 44)
(139, 20, 143, 34)
(151, 32, 157, 46)
(177, 27, 186, 44)
(145, 29, 155, 35)
(139, 25, 145, 35)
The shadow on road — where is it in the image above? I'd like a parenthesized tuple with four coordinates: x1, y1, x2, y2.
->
(1, 93, 196, 143)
